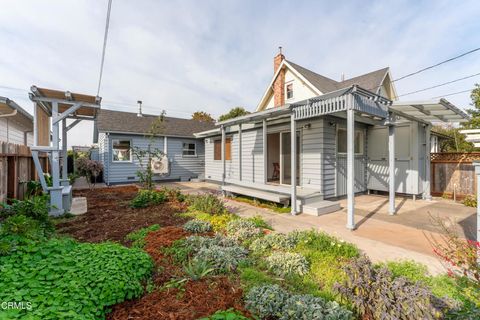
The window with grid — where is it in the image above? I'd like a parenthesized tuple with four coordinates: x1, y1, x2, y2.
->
(182, 142, 196, 156)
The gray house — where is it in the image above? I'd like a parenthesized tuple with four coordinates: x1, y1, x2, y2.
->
(195, 52, 468, 229)
(0, 96, 33, 146)
(94, 109, 215, 185)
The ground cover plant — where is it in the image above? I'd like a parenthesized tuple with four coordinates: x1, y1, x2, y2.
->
(125, 224, 160, 248)
(227, 194, 291, 213)
(187, 193, 228, 215)
(130, 189, 166, 208)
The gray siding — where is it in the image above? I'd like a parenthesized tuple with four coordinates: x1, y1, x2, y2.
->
(99, 133, 205, 184)
(0, 118, 31, 145)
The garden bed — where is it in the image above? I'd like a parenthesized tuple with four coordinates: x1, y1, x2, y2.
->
(56, 186, 188, 243)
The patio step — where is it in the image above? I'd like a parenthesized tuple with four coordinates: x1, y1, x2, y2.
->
(302, 200, 341, 216)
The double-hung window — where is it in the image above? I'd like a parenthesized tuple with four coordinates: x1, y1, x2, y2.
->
(182, 142, 197, 157)
(112, 140, 132, 162)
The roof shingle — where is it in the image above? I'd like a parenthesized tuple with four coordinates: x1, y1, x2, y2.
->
(96, 109, 216, 137)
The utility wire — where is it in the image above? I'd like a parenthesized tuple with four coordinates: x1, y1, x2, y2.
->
(392, 47, 480, 82)
(431, 88, 474, 99)
(96, 0, 113, 96)
(397, 72, 480, 97)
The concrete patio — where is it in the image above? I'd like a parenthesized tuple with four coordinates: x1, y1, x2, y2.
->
(160, 181, 477, 274)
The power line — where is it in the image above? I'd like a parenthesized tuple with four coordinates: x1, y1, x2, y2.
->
(96, 0, 113, 96)
(392, 47, 480, 82)
(431, 88, 474, 99)
(397, 72, 480, 97)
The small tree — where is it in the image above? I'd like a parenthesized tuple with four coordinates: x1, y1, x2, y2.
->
(192, 111, 215, 123)
(75, 158, 104, 190)
(463, 84, 480, 129)
(218, 107, 250, 122)
(131, 112, 166, 190)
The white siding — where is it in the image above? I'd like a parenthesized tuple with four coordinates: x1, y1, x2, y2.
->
(0, 118, 28, 145)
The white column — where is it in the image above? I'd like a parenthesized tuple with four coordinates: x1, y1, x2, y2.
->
(50, 101, 63, 215)
(346, 108, 355, 230)
(238, 124, 242, 181)
(473, 162, 480, 260)
(163, 136, 168, 154)
(33, 102, 38, 146)
(62, 118, 68, 181)
(424, 124, 432, 200)
(221, 125, 226, 186)
(263, 119, 267, 184)
(290, 114, 297, 215)
(388, 124, 396, 215)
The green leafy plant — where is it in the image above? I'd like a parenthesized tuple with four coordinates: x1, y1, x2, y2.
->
(226, 219, 263, 243)
(187, 193, 227, 215)
(181, 211, 237, 231)
(159, 186, 186, 202)
(125, 224, 160, 248)
(266, 251, 309, 277)
(183, 258, 215, 281)
(183, 219, 212, 233)
(130, 189, 166, 208)
(247, 215, 272, 230)
(245, 284, 289, 319)
(280, 294, 352, 320)
(198, 308, 250, 320)
(462, 194, 477, 207)
(163, 239, 193, 264)
(0, 238, 153, 319)
(250, 232, 298, 254)
(333, 255, 454, 320)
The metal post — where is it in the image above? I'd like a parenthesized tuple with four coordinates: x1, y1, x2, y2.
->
(238, 124, 242, 181)
(62, 119, 68, 182)
(50, 101, 63, 215)
(424, 124, 432, 200)
(346, 108, 355, 230)
(33, 102, 38, 146)
(290, 114, 297, 215)
(263, 119, 267, 184)
(473, 162, 480, 260)
(221, 125, 226, 186)
(388, 124, 396, 215)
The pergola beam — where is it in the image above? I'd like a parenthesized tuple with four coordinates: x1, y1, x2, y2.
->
(52, 102, 83, 124)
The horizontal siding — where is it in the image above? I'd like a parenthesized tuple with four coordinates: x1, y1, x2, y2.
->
(0, 118, 27, 145)
(101, 133, 204, 184)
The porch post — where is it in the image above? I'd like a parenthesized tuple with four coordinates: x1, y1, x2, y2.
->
(424, 124, 432, 200)
(346, 108, 355, 230)
(221, 125, 226, 186)
(62, 118, 68, 182)
(263, 119, 267, 184)
(50, 101, 63, 215)
(388, 124, 396, 215)
(290, 113, 297, 215)
(238, 124, 242, 181)
(473, 162, 480, 247)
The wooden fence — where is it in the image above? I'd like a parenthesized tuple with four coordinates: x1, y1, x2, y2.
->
(431, 152, 480, 200)
(0, 142, 49, 202)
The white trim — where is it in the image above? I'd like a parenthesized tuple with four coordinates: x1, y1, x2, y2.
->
(182, 141, 197, 157)
(336, 127, 364, 155)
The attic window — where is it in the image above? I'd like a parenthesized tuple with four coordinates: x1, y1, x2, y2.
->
(286, 83, 293, 99)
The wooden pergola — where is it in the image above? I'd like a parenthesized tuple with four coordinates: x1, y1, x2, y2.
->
(29, 86, 101, 215)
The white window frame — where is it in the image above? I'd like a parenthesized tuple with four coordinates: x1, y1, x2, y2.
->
(336, 127, 364, 155)
(285, 82, 294, 100)
(111, 139, 133, 163)
(182, 142, 197, 157)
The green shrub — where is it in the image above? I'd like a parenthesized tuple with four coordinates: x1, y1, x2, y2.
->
(226, 219, 263, 243)
(125, 224, 160, 248)
(183, 258, 215, 281)
(182, 211, 237, 231)
(280, 294, 352, 320)
(199, 308, 250, 320)
(333, 255, 454, 320)
(250, 232, 298, 254)
(245, 284, 289, 319)
(239, 266, 277, 292)
(0, 195, 54, 234)
(247, 215, 272, 230)
(183, 219, 212, 233)
(0, 238, 153, 319)
(187, 193, 227, 215)
(130, 189, 166, 208)
(163, 239, 192, 264)
(159, 186, 186, 202)
(266, 251, 309, 277)
(462, 194, 477, 207)
(293, 229, 359, 258)
(186, 235, 248, 272)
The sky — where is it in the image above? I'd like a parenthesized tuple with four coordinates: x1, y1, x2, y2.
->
(1, 0, 480, 147)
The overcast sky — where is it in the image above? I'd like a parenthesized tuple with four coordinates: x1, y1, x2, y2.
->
(1, 0, 479, 147)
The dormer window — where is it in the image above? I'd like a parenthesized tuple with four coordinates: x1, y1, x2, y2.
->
(286, 83, 293, 99)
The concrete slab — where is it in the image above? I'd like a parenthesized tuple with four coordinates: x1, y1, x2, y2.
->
(70, 197, 87, 215)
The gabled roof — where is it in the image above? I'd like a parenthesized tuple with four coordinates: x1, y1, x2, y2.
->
(286, 60, 339, 93)
(0, 96, 33, 131)
(96, 109, 216, 138)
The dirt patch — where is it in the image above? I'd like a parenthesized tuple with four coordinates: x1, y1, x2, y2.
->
(108, 226, 249, 320)
(57, 186, 188, 243)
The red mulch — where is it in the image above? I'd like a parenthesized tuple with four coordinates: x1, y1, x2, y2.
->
(107, 226, 249, 320)
(56, 185, 188, 243)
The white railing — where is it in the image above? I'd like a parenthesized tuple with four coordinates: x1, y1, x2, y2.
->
(294, 96, 348, 120)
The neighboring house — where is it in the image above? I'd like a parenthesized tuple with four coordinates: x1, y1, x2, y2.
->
(94, 109, 215, 185)
(0, 96, 33, 145)
(195, 50, 468, 228)
(430, 130, 451, 153)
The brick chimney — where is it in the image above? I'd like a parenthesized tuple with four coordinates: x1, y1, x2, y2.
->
(273, 47, 286, 107)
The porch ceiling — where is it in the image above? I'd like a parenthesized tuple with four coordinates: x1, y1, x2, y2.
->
(390, 99, 469, 123)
